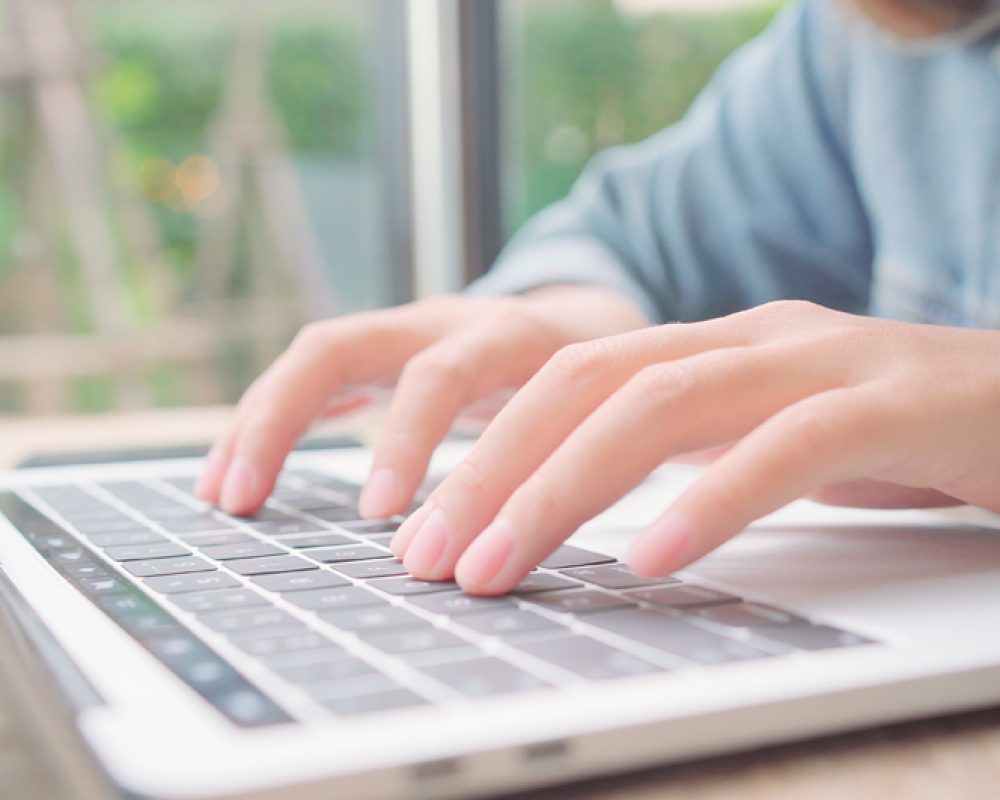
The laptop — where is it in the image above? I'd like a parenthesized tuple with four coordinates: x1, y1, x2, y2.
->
(1, 440, 999, 799)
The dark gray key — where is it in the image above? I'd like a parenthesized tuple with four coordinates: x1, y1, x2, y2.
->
(320, 605, 424, 634)
(688, 602, 809, 630)
(517, 635, 662, 680)
(627, 585, 737, 609)
(453, 609, 564, 638)
(539, 546, 615, 570)
(198, 541, 284, 561)
(284, 585, 384, 611)
(89, 530, 166, 547)
(179, 531, 256, 547)
(306, 507, 365, 524)
(245, 520, 326, 537)
(200, 607, 303, 634)
(212, 687, 291, 727)
(562, 563, 681, 590)
(171, 588, 268, 613)
(125, 556, 215, 578)
(63, 562, 111, 581)
(105, 542, 191, 562)
(512, 573, 582, 594)
(303, 673, 400, 702)
(142, 506, 208, 521)
(253, 570, 349, 593)
(334, 519, 400, 534)
(77, 576, 132, 596)
(261, 646, 351, 671)
(586, 608, 770, 664)
(421, 657, 548, 696)
(231, 630, 335, 658)
(226, 555, 315, 576)
(525, 590, 634, 614)
(117, 609, 178, 635)
(279, 532, 353, 549)
(368, 577, 459, 596)
(755, 625, 873, 652)
(274, 656, 375, 684)
(333, 559, 408, 579)
(323, 689, 428, 716)
(145, 571, 241, 594)
(236, 508, 302, 523)
(157, 515, 235, 534)
(407, 592, 513, 615)
(72, 518, 146, 534)
(360, 626, 471, 656)
(303, 545, 391, 563)
(365, 533, 395, 546)
(97, 592, 156, 616)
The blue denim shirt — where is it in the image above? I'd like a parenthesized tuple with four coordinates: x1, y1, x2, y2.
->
(469, 0, 1000, 328)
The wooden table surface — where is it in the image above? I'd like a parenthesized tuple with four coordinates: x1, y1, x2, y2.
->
(1, 408, 998, 800)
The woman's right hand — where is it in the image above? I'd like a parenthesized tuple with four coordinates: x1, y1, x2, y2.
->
(195, 285, 648, 519)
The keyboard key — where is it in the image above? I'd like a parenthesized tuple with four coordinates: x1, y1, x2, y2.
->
(360, 627, 472, 657)
(516, 636, 662, 680)
(145, 572, 241, 594)
(171, 588, 268, 613)
(421, 657, 548, 696)
(198, 541, 284, 561)
(253, 571, 349, 593)
(97, 592, 156, 617)
(333, 559, 408, 579)
(627, 585, 737, 609)
(755, 625, 873, 652)
(688, 602, 809, 631)
(104, 542, 191, 562)
(303, 673, 401, 702)
(199, 607, 303, 634)
(157, 515, 235, 534)
(274, 656, 376, 685)
(226, 555, 316, 576)
(211, 687, 291, 727)
(511, 573, 582, 594)
(72, 518, 147, 534)
(302, 545, 391, 564)
(284, 585, 384, 612)
(306, 507, 366, 524)
(89, 530, 166, 547)
(245, 521, 326, 537)
(525, 590, 634, 614)
(279, 533, 353, 549)
(231, 631, 335, 658)
(366, 533, 395, 546)
(124, 556, 216, 578)
(452, 609, 564, 638)
(117, 609, 179, 635)
(368, 577, 459, 596)
(320, 605, 424, 634)
(323, 688, 428, 716)
(334, 520, 401, 534)
(561, 563, 681, 590)
(77, 575, 132, 596)
(539, 546, 615, 570)
(63, 562, 112, 581)
(586, 609, 771, 665)
(178, 531, 256, 547)
(408, 592, 513, 615)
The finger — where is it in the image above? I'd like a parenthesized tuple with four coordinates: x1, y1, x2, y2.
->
(217, 313, 439, 515)
(450, 344, 844, 593)
(628, 383, 901, 576)
(397, 320, 751, 576)
(808, 480, 961, 509)
(362, 313, 561, 520)
(194, 425, 238, 503)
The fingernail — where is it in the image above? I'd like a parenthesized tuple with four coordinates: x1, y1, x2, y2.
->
(628, 510, 694, 577)
(219, 456, 258, 513)
(403, 507, 451, 577)
(456, 517, 516, 591)
(389, 502, 432, 557)
(195, 445, 225, 500)
(359, 468, 402, 518)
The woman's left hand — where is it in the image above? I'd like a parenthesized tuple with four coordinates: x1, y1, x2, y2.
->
(389, 301, 1000, 594)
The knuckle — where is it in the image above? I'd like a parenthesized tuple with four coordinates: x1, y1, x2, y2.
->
(401, 347, 474, 387)
(237, 409, 287, 450)
(443, 456, 491, 501)
(624, 361, 700, 411)
(775, 401, 849, 457)
(289, 320, 338, 356)
(544, 339, 620, 387)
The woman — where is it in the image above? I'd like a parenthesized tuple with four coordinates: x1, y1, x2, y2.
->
(197, 0, 1000, 595)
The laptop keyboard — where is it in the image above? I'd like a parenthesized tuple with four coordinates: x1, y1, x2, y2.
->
(0, 471, 874, 727)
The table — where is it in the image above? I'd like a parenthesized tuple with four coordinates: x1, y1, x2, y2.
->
(1, 408, 998, 800)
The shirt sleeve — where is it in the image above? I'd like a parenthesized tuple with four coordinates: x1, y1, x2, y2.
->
(466, 0, 872, 324)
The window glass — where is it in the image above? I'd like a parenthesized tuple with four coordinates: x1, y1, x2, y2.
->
(500, 0, 782, 235)
(0, 0, 405, 413)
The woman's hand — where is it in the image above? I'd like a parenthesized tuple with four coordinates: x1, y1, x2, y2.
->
(393, 301, 1000, 594)
(195, 286, 648, 516)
